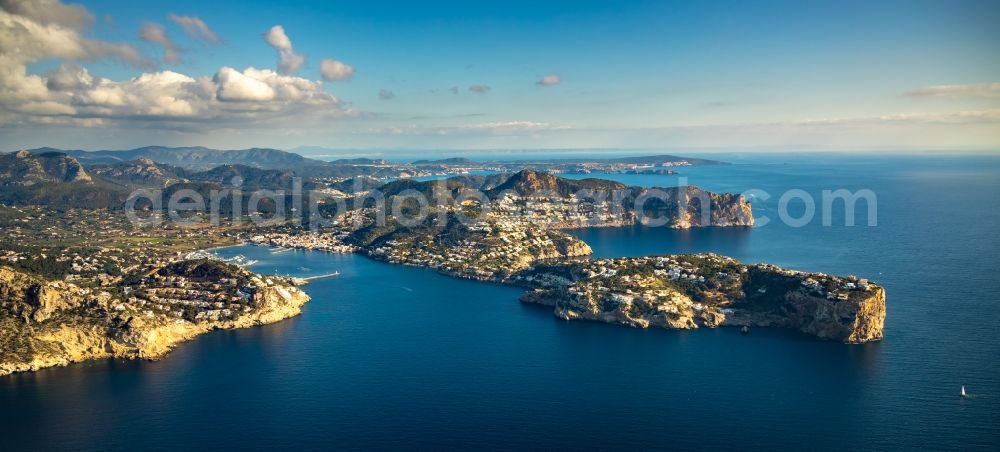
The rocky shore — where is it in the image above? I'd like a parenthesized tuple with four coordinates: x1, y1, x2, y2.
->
(0, 262, 310, 377)
(517, 254, 885, 343)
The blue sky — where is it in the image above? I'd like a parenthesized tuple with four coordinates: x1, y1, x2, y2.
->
(2, 0, 998, 152)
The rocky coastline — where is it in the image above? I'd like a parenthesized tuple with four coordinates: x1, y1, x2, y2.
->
(0, 262, 310, 377)
(517, 255, 885, 343)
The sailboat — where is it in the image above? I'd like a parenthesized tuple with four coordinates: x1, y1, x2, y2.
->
(960, 386, 968, 398)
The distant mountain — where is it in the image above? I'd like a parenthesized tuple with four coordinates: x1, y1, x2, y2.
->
(329, 158, 390, 165)
(329, 176, 385, 193)
(188, 164, 316, 190)
(26, 146, 324, 171)
(0, 151, 129, 209)
(412, 157, 474, 165)
(487, 169, 625, 197)
(1, 150, 92, 185)
(88, 158, 188, 188)
(509, 154, 727, 165)
(442, 173, 510, 191)
(371, 170, 626, 203)
(603, 154, 725, 165)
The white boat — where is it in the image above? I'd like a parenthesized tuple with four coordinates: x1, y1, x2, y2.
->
(960, 386, 968, 398)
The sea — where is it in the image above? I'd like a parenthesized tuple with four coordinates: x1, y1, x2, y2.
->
(2, 152, 998, 450)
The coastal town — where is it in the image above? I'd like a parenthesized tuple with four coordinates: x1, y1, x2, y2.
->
(0, 257, 310, 377)
(360, 213, 593, 281)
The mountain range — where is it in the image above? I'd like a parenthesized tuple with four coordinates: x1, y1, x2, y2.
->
(25, 146, 320, 171)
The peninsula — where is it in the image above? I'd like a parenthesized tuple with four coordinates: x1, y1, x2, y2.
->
(1, 260, 308, 376)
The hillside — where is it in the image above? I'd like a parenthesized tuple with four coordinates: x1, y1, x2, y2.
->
(487, 169, 626, 197)
(27, 146, 323, 171)
(0, 151, 92, 185)
(88, 159, 188, 187)
(0, 151, 130, 209)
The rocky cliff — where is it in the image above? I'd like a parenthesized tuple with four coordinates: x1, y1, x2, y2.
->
(0, 263, 311, 377)
(627, 186, 754, 228)
(1, 150, 92, 185)
(723, 283, 886, 343)
(517, 254, 885, 343)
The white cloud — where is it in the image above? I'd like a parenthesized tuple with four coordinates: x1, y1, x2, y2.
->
(0, 0, 93, 29)
(460, 121, 571, 131)
(45, 62, 92, 90)
(167, 13, 219, 43)
(320, 59, 354, 81)
(0, 1, 149, 113)
(264, 25, 305, 74)
(795, 109, 1000, 126)
(537, 74, 560, 86)
(139, 22, 180, 64)
(468, 84, 491, 94)
(214, 67, 276, 102)
(0, 7, 147, 66)
(19, 100, 76, 115)
(0, 2, 345, 131)
(906, 82, 1000, 98)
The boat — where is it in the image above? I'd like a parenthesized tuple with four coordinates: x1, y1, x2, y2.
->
(961, 386, 968, 398)
(740, 325, 750, 335)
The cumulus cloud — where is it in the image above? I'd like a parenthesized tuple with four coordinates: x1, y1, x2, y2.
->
(0, 1, 345, 131)
(0, 5, 148, 67)
(139, 22, 180, 64)
(0, 0, 93, 29)
(537, 74, 560, 86)
(320, 59, 354, 81)
(906, 82, 1000, 98)
(264, 25, 305, 74)
(214, 67, 336, 105)
(214, 67, 275, 102)
(44, 62, 92, 90)
(18, 63, 339, 122)
(468, 84, 491, 94)
(378, 89, 395, 100)
(0, 0, 150, 116)
(167, 13, 219, 43)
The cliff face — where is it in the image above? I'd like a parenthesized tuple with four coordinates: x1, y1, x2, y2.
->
(1, 151, 92, 185)
(517, 254, 885, 343)
(631, 186, 754, 229)
(0, 267, 82, 323)
(719, 288, 886, 343)
(0, 264, 311, 377)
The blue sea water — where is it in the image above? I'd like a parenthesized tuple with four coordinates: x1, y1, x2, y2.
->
(2, 153, 999, 450)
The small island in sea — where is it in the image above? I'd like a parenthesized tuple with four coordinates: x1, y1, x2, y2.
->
(1, 148, 884, 376)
